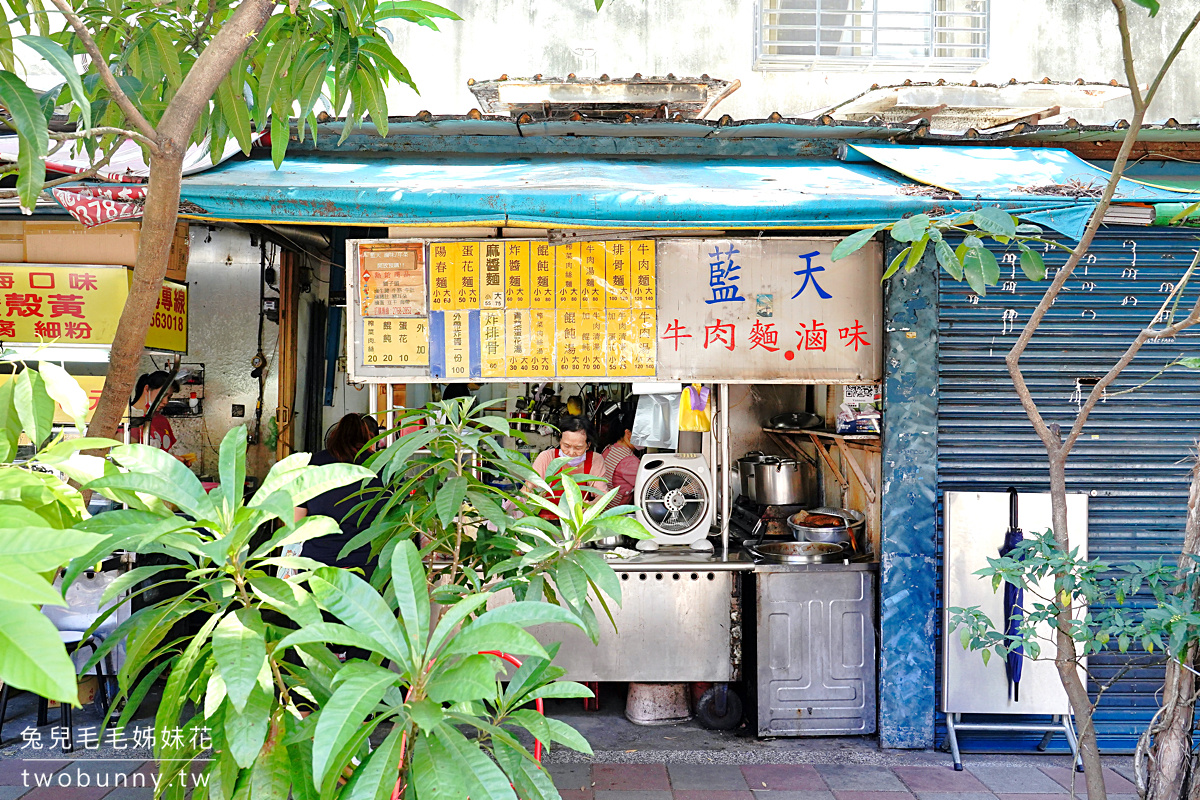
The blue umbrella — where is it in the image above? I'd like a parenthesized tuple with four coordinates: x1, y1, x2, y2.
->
(1000, 487, 1024, 701)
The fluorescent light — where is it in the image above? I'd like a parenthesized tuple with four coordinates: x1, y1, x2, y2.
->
(2, 345, 111, 363)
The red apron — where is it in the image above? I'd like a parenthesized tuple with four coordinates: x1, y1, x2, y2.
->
(538, 449, 599, 520)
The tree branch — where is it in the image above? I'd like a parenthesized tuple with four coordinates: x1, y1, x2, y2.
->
(50, 126, 158, 152)
(0, 146, 119, 199)
(1110, 0, 1144, 109)
(45, 0, 159, 143)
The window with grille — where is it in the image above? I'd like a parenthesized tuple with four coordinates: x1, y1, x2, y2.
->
(756, 0, 989, 69)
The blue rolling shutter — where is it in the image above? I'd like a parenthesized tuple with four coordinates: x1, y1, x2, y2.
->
(936, 227, 1200, 753)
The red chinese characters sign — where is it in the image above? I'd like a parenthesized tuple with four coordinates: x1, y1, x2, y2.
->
(0, 265, 187, 352)
(654, 238, 882, 382)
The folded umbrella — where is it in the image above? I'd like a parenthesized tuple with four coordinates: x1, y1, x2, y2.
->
(1000, 487, 1024, 701)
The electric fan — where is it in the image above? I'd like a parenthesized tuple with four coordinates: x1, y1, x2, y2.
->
(633, 454, 714, 551)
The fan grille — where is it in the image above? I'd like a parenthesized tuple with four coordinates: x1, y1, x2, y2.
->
(641, 466, 709, 534)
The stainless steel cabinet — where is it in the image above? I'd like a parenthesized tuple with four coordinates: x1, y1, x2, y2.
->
(755, 567, 877, 736)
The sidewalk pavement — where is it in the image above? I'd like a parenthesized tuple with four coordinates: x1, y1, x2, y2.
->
(0, 753, 1137, 800)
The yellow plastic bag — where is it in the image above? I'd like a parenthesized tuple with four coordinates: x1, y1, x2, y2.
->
(678, 384, 712, 432)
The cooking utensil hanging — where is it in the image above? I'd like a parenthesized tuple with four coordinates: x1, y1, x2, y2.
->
(1001, 487, 1025, 702)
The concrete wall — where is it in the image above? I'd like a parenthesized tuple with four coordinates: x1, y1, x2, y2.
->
(165, 228, 279, 480)
(379, 0, 1199, 121)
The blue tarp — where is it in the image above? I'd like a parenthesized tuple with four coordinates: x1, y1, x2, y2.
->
(164, 149, 1200, 239)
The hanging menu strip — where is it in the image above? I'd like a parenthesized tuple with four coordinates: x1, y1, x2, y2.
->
(359, 242, 426, 317)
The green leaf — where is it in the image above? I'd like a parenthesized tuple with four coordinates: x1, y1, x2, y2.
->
(97, 444, 217, 522)
(249, 576, 323, 628)
(18, 35, 89, 131)
(433, 726, 518, 800)
(270, 111, 288, 170)
(249, 461, 375, 509)
(255, 39, 295, 128)
(436, 475, 469, 528)
(342, 724, 403, 800)
(890, 213, 929, 243)
(1131, 0, 1160, 15)
(978, 246, 1000, 285)
(443, 622, 549, 660)
(390, 538, 430, 662)
(224, 683, 273, 769)
(1019, 246, 1046, 281)
(521, 680, 594, 701)
(0, 598, 80, 703)
(882, 247, 909, 281)
(408, 731, 464, 799)
(249, 713, 290, 800)
(275, 621, 387, 657)
(407, 698, 444, 733)
(426, 593, 492, 658)
(935, 239, 963, 280)
(213, 609, 267, 713)
(831, 224, 885, 261)
(217, 72, 254, 156)
(14, 369, 52, 449)
(0, 378, 19, 461)
(312, 663, 398, 787)
(427, 653, 497, 703)
(36, 362, 87, 431)
(904, 236, 928, 273)
(972, 208, 1017, 237)
(0, 527, 102, 571)
(0, 69, 47, 212)
(962, 249, 987, 296)
(568, 549, 621, 604)
(309, 568, 409, 667)
(217, 425, 248, 524)
(545, 717, 592, 754)
(0, 562, 64, 605)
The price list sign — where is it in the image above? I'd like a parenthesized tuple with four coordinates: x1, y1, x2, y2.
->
(359, 242, 426, 317)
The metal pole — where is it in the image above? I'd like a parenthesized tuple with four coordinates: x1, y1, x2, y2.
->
(720, 382, 730, 558)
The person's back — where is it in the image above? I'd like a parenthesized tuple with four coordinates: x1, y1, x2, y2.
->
(297, 414, 388, 571)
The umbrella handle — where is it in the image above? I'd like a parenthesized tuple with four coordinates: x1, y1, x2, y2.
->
(1007, 486, 1019, 530)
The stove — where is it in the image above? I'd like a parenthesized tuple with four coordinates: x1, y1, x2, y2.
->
(729, 494, 808, 543)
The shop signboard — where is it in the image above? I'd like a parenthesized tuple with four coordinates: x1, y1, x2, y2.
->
(347, 237, 880, 384)
(0, 374, 126, 424)
(0, 264, 188, 353)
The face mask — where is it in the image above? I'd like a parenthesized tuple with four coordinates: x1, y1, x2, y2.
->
(565, 452, 587, 467)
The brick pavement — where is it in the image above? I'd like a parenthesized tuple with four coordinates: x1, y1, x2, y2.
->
(0, 756, 1137, 800)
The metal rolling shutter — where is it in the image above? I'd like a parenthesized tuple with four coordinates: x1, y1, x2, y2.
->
(936, 227, 1200, 753)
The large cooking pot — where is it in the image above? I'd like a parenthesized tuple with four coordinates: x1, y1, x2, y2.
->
(751, 457, 812, 506)
(787, 507, 866, 553)
(745, 540, 846, 564)
(736, 451, 779, 498)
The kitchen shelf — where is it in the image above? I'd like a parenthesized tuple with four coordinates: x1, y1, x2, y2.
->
(761, 427, 879, 506)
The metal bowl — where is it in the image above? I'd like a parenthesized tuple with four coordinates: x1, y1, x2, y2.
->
(786, 507, 866, 550)
(745, 541, 846, 564)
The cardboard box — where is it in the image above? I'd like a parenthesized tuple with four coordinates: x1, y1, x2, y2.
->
(20, 220, 189, 280)
(0, 221, 22, 261)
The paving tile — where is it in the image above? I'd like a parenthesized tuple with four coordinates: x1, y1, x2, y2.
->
(816, 767, 906, 792)
(22, 787, 113, 800)
(594, 764, 671, 792)
(550, 763, 594, 792)
(103, 790, 155, 800)
(560, 791, 594, 800)
(594, 792, 673, 800)
(751, 793, 836, 800)
(669, 765, 750, 791)
(832, 792, 916, 800)
(0, 787, 29, 800)
(51, 759, 146, 783)
(743, 766, 827, 791)
(969, 767, 1064, 795)
(914, 793, 997, 800)
(673, 793, 755, 800)
(0, 759, 68, 786)
(1040, 767, 1133, 795)
(994, 795, 1068, 800)
(894, 767, 987, 793)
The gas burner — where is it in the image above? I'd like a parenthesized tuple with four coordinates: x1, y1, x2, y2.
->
(730, 495, 810, 542)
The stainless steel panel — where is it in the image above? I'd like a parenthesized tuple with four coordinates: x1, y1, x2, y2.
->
(526, 570, 736, 682)
(756, 570, 877, 736)
(941, 491, 1087, 715)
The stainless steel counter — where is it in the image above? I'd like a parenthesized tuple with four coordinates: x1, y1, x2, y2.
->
(600, 549, 755, 572)
(750, 559, 879, 573)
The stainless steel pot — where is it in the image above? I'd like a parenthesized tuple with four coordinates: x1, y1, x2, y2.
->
(752, 458, 811, 506)
(786, 507, 867, 553)
(745, 540, 846, 564)
(736, 452, 779, 498)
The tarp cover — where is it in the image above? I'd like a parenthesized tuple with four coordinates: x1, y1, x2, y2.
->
(847, 144, 1196, 201)
(169, 152, 1120, 238)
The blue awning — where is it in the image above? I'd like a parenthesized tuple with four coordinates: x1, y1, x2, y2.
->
(164, 151, 1194, 239)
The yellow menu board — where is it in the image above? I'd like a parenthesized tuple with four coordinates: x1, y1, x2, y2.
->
(364, 318, 429, 366)
(359, 242, 426, 317)
(481, 241, 505, 309)
(505, 241, 530, 308)
(429, 243, 453, 310)
(421, 238, 656, 380)
(530, 242, 555, 308)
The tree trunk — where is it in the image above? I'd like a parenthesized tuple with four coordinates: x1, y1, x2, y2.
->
(1145, 460, 1200, 800)
(1048, 456, 1108, 800)
(86, 145, 185, 441)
